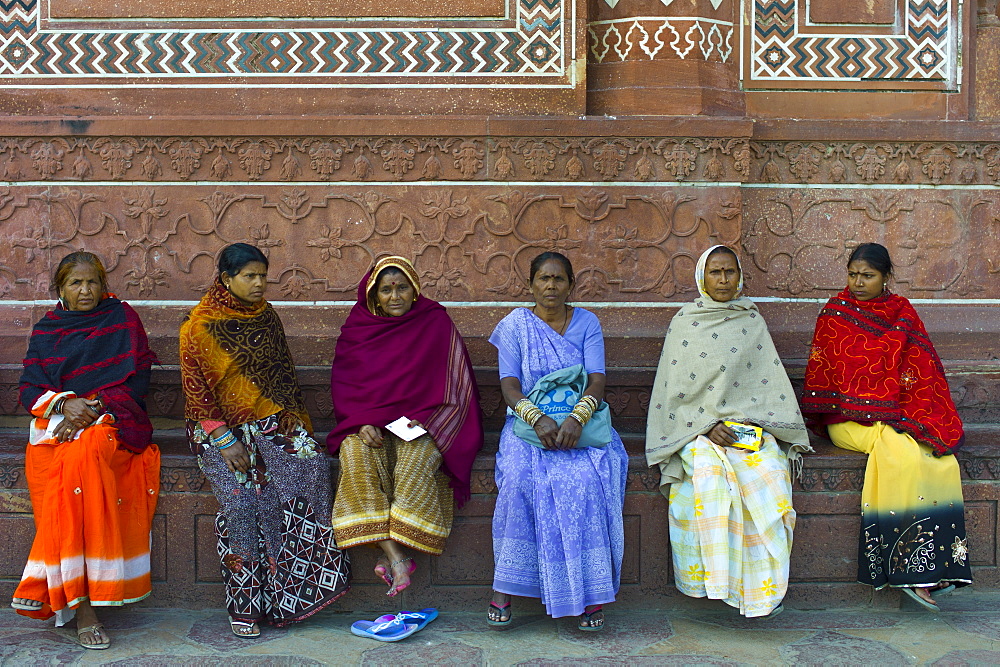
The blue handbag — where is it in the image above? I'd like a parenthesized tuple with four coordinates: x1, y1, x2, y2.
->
(512, 364, 612, 448)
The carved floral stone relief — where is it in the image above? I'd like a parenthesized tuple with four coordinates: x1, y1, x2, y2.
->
(0, 184, 742, 302)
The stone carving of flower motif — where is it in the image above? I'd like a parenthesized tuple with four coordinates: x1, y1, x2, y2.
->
(565, 153, 584, 180)
(662, 144, 697, 180)
(920, 148, 952, 184)
(576, 269, 610, 298)
(280, 273, 310, 298)
(733, 142, 751, 178)
(72, 153, 93, 179)
(211, 154, 232, 179)
(853, 146, 887, 182)
(141, 152, 162, 180)
(951, 536, 968, 565)
(892, 160, 911, 184)
(494, 149, 514, 179)
(545, 224, 582, 252)
(635, 154, 655, 180)
(985, 146, 1000, 183)
(247, 223, 283, 256)
(353, 154, 373, 179)
(788, 146, 820, 182)
(309, 142, 343, 180)
(14, 224, 49, 262)
(590, 141, 627, 179)
(602, 225, 641, 264)
(522, 142, 555, 177)
(307, 225, 348, 261)
(829, 159, 847, 183)
(452, 141, 484, 177)
(237, 141, 276, 181)
(421, 153, 442, 179)
(30, 142, 64, 179)
(96, 140, 137, 179)
(378, 140, 416, 179)
(280, 153, 302, 181)
(421, 263, 467, 298)
(704, 156, 724, 181)
(169, 141, 203, 180)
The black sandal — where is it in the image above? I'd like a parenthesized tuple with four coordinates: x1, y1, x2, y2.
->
(487, 598, 511, 626)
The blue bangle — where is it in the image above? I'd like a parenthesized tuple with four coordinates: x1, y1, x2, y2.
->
(212, 430, 238, 450)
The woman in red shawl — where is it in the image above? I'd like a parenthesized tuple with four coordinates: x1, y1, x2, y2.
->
(329, 256, 483, 596)
(12, 252, 160, 650)
(802, 243, 971, 611)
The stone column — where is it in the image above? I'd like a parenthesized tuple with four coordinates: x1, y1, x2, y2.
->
(586, 0, 745, 116)
(976, 0, 1000, 118)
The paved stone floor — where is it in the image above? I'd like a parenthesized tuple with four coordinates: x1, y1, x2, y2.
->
(2, 589, 999, 665)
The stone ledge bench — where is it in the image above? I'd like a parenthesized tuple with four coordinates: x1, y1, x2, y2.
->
(2, 425, 998, 613)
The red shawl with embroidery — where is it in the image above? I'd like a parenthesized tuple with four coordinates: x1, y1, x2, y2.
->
(801, 289, 964, 456)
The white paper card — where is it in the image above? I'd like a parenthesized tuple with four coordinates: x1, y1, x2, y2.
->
(386, 416, 428, 442)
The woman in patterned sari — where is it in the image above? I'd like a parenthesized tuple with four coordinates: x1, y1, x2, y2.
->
(802, 242, 971, 610)
(329, 256, 483, 596)
(180, 243, 349, 637)
(487, 251, 627, 631)
(645, 245, 811, 618)
(12, 251, 160, 650)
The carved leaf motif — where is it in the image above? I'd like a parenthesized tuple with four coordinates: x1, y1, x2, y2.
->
(141, 152, 163, 180)
(72, 153, 93, 179)
(605, 389, 631, 415)
(281, 153, 302, 181)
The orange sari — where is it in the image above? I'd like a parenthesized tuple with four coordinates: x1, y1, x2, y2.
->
(14, 422, 160, 624)
(13, 297, 160, 625)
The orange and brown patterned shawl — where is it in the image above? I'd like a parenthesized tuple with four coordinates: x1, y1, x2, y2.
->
(180, 279, 311, 435)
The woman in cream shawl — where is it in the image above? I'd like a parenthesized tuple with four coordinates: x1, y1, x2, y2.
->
(645, 245, 810, 618)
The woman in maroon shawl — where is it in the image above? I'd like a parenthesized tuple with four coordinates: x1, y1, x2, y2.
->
(329, 256, 483, 595)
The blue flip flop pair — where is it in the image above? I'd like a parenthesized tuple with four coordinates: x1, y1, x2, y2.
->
(350, 608, 438, 642)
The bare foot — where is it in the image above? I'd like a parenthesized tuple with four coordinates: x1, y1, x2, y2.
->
(913, 587, 936, 605)
(374, 555, 391, 586)
(488, 591, 511, 624)
(387, 557, 415, 596)
(11, 597, 42, 610)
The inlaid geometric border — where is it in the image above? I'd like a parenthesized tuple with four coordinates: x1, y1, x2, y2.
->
(588, 17, 734, 64)
(0, 0, 573, 86)
(744, 0, 959, 90)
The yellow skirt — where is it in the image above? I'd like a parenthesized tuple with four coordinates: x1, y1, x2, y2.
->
(332, 432, 453, 554)
(828, 421, 971, 589)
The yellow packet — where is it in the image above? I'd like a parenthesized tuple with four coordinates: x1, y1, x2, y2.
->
(723, 421, 763, 451)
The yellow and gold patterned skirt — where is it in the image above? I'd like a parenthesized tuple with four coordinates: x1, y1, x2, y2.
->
(332, 432, 454, 555)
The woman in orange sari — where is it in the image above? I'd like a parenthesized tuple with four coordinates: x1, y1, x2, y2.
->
(11, 251, 160, 650)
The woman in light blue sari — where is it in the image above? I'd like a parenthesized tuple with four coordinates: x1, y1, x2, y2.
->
(486, 251, 627, 632)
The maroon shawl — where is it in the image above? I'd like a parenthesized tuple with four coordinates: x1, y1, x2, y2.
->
(327, 272, 484, 506)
